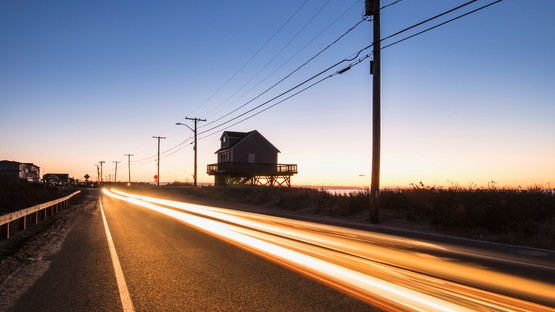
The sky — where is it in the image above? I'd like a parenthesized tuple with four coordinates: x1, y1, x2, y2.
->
(1, 0, 554, 188)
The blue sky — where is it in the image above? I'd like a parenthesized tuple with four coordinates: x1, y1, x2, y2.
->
(1, 0, 554, 188)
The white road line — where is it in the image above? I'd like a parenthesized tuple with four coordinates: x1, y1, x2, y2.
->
(99, 199, 135, 312)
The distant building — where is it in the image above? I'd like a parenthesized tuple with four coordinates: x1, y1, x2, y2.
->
(0, 160, 40, 182)
(207, 130, 297, 187)
(43, 173, 70, 185)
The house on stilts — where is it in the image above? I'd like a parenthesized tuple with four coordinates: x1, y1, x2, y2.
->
(206, 130, 297, 187)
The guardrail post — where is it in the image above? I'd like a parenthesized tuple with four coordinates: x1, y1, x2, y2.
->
(0, 223, 9, 239)
(32, 211, 38, 224)
(19, 216, 27, 231)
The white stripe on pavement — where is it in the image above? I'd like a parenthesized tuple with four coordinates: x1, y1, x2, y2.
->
(99, 199, 135, 312)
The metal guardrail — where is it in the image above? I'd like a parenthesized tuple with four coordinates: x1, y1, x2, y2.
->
(0, 190, 81, 239)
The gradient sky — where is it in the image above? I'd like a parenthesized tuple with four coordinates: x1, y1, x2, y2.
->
(1, 0, 554, 188)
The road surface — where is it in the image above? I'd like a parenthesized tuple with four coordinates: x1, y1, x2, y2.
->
(7, 189, 374, 311)
(7, 188, 555, 311)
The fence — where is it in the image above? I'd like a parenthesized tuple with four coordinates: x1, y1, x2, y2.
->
(0, 190, 81, 239)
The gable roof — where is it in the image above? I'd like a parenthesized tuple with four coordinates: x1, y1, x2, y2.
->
(215, 130, 280, 154)
(224, 131, 252, 140)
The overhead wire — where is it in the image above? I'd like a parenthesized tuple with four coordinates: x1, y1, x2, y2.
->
(382, 0, 504, 50)
(380, 0, 403, 11)
(197, 52, 364, 136)
(210, 0, 362, 118)
(201, 0, 332, 120)
(201, 16, 370, 130)
(196, 0, 505, 140)
(137, 0, 505, 162)
(202, 0, 405, 130)
(186, 0, 310, 118)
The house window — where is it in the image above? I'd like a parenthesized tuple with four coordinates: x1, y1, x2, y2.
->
(248, 153, 256, 163)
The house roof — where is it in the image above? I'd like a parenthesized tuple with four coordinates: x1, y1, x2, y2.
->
(224, 131, 252, 139)
(215, 130, 280, 154)
(0, 160, 39, 167)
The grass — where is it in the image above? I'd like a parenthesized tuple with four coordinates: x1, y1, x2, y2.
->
(154, 182, 555, 250)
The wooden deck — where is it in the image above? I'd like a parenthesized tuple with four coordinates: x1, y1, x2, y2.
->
(207, 162, 298, 187)
(207, 163, 297, 175)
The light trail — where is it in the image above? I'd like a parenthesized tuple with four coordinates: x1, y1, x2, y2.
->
(102, 188, 555, 311)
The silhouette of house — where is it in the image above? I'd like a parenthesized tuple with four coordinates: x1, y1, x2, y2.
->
(207, 130, 297, 186)
(0, 160, 40, 182)
(43, 173, 70, 185)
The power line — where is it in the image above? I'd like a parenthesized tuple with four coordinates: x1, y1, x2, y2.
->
(210, 0, 362, 119)
(196, 0, 504, 140)
(134, 0, 504, 164)
(198, 74, 334, 141)
(382, 0, 504, 50)
(380, 0, 403, 11)
(197, 55, 355, 136)
(186, 0, 310, 117)
(198, 50, 373, 141)
(201, 0, 332, 120)
(201, 16, 369, 130)
(381, 0, 480, 44)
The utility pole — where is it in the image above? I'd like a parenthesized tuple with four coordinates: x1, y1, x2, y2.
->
(124, 154, 134, 185)
(152, 136, 166, 187)
(176, 117, 206, 187)
(366, 0, 380, 223)
(99, 161, 105, 184)
(113, 161, 121, 183)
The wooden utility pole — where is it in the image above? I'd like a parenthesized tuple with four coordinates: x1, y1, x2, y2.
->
(124, 154, 134, 185)
(153, 136, 166, 187)
(99, 161, 105, 184)
(176, 117, 206, 187)
(113, 161, 120, 183)
(366, 0, 380, 223)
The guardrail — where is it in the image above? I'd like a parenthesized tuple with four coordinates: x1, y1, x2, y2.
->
(0, 190, 81, 239)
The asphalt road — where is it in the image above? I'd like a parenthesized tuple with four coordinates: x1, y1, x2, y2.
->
(7, 190, 375, 312)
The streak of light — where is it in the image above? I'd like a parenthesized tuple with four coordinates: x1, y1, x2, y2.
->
(102, 188, 555, 311)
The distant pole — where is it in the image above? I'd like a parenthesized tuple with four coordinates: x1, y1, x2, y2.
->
(177, 117, 206, 187)
(124, 154, 134, 185)
(99, 161, 105, 184)
(366, 0, 380, 223)
(153, 136, 166, 187)
(113, 161, 121, 183)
